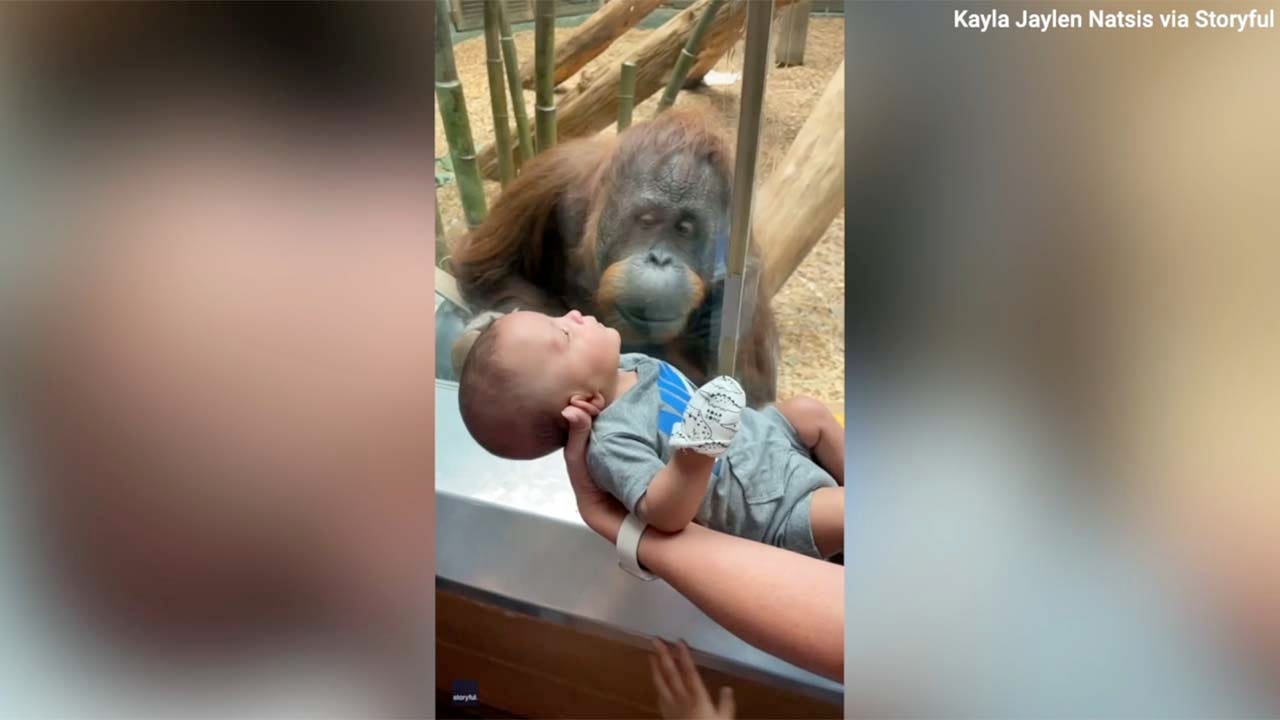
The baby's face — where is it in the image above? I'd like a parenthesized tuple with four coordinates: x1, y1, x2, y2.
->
(497, 309, 622, 401)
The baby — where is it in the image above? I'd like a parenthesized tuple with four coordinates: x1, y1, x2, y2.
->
(458, 309, 844, 559)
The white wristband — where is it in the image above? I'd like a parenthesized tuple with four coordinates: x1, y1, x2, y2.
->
(616, 513, 656, 581)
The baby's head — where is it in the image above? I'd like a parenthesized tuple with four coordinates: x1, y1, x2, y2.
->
(459, 309, 622, 459)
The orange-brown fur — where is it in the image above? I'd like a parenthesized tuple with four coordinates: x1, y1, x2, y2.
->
(594, 261, 632, 314)
(451, 108, 778, 405)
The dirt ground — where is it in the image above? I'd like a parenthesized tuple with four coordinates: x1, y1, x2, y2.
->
(436, 16, 845, 410)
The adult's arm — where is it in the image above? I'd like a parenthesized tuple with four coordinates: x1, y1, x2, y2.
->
(637, 519, 844, 682)
(561, 407, 845, 683)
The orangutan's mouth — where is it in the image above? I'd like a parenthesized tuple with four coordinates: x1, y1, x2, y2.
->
(616, 306, 686, 339)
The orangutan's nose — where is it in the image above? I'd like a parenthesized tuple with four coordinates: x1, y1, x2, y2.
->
(645, 248, 675, 267)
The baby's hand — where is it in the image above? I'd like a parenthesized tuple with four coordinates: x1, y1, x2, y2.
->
(651, 638, 735, 720)
(669, 376, 745, 457)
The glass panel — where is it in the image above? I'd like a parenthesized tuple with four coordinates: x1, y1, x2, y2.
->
(435, 1, 845, 420)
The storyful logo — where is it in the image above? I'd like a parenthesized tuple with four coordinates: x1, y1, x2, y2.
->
(451, 680, 480, 706)
(954, 8, 1276, 32)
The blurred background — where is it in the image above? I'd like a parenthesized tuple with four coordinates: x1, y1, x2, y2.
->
(844, 1, 1279, 716)
(4, 0, 1279, 717)
(1, 3, 436, 717)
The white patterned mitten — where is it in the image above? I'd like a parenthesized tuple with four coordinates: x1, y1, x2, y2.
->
(670, 375, 746, 457)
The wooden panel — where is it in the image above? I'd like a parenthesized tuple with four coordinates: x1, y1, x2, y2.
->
(436, 589, 843, 719)
(456, 0, 535, 32)
(436, 689, 524, 719)
(454, 0, 479, 32)
(456, 0, 598, 31)
(438, 640, 656, 718)
(557, 0, 600, 11)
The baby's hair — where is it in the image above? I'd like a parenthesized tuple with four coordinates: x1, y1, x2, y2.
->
(458, 317, 568, 460)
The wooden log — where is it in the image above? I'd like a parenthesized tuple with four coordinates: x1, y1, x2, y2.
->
(436, 0, 488, 228)
(478, 0, 796, 179)
(757, 61, 844, 299)
(518, 0, 663, 90)
(655, 0, 725, 114)
(534, 0, 557, 153)
(483, 0, 515, 187)
(684, 0, 745, 85)
(774, 0, 811, 67)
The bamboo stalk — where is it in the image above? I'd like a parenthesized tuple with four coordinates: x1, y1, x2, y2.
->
(617, 60, 637, 131)
(655, 0, 725, 114)
(435, 189, 449, 268)
(483, 1, 515, 187)
(534, 0, 557, 153)
(435, 0, 488, 228)
(497, 1, 535, 169)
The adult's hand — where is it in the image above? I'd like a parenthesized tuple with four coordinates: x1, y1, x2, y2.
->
(562, 404, 627, 544)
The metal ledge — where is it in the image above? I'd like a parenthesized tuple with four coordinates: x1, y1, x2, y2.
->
(435, 379, 843, 703)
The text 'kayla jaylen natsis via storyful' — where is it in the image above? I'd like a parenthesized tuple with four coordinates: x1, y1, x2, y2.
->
(955, 8, 1276, 32)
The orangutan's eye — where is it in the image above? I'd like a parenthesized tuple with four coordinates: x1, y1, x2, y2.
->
(637, 213, 658, 228)
(675, 219, 695, 237)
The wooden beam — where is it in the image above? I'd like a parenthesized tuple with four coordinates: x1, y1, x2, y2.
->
(518, 0, 664, 90)
(757, 61, 844, 299)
